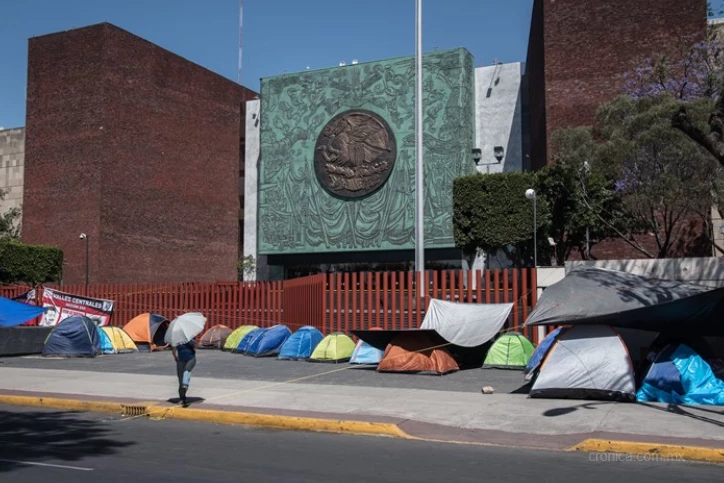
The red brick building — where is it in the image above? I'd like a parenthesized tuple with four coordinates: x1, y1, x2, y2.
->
(526, 0, 710, 260)
(22, 23, 256, 284)
(527, 0, 707, 170)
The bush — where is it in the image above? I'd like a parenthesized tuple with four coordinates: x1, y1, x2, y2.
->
(453, 172, 549, 258)
(0, 240, 63, 284)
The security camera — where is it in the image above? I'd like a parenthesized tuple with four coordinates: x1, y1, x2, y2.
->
(79, 233, 87, 240)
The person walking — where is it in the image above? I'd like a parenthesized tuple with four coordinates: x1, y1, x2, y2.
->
(172, 339, 196, 407)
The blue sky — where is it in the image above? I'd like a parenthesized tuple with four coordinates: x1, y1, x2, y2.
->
(0, 0, 535, 128)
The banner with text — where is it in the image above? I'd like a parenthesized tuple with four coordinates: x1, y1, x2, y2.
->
(39, 288, 115, 327)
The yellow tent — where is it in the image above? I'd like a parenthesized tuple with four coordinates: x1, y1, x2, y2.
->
(310, 333, 356, 363)
(223, 325, 259, 351)
(101, 326, 138, 353)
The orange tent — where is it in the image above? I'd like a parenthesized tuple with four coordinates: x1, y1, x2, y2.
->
(377, 332, 459, 375)
(123, 313, 170, 351)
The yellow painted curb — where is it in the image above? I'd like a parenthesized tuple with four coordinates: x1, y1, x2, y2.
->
(145, 405, 411, 439)
(570, 439, 724, 464)
(0, 394, 124, 414)
(0, 394, 410, 439)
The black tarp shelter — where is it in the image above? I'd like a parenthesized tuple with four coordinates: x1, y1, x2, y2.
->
(524, 266, 724, 336)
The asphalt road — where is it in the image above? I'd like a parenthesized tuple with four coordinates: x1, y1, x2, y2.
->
(0, 405, 720, 483)
(0, 351, 530, 393)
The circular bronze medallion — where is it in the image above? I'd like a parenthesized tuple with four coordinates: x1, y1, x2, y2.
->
(314, 110, 396, 199)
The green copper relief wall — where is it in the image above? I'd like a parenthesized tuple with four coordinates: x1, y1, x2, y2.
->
(258, 48, 474, 255)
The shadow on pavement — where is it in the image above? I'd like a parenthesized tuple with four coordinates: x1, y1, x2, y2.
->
(541, 399, 724, 428)
(0, 409, 133, 473)
(166, 397, 206, 406)
(542, 401, 611, 417)
(639, 402, 724, 429)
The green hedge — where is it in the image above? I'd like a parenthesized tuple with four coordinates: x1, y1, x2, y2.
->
(0, 240, 64, 284)
(453, 172, 549, 255)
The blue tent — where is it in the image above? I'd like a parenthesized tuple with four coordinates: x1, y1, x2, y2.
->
(41, 316, 101, 357)
(637, 344, 724, 406)
(0, 296, 46, 327)
(98, 328, 115, 354)
(246, 324, 291, 357)
(524, 327, 564, 379)
(233, 327, 266, 354)
(278, 326, 324, 360)
(349, 339, 383, 365)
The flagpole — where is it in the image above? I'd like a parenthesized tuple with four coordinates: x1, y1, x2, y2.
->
(415, 0, 425, 280)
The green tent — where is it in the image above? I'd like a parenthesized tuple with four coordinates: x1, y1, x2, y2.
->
(223, 325, 259, 351)
(483, 333, 535, 370)
(309, 333, 356, 363)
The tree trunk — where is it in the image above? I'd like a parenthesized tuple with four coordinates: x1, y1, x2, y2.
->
(672, 101, 724, 169)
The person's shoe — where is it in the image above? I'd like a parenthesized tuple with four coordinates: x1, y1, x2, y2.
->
(179, 387, 187, 405)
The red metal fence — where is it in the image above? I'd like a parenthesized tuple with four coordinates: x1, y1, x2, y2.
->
(1, 268, 538, 341)
(320, 269, 539, 342)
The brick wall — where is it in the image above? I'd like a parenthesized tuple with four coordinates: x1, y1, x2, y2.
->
(22, 23, 256, 284)
(528, 0, 706, 169)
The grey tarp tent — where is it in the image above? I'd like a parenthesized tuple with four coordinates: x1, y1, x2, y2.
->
(530, 325, 636, 401)
(353, 299, 513, 368)
(525, 266, 724, 336)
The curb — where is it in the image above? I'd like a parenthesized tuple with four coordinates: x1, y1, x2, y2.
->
(570, 439, 724, 464)
(0, 394, 410, 439)
(2, 393, 722, 463)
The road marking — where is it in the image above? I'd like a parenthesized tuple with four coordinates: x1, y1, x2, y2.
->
(0, 459, 94, 471)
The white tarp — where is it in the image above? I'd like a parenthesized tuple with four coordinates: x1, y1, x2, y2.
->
(420, 299, 513, 347)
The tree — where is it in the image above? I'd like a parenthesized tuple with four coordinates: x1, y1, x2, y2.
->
(621, 19, 724, 170)
(538, 127, 629, 264)
(595, 95, 721, 257)
(0, 189, 21, 240)
(453, 172, 549, 266)
(237, 255, 256, 281)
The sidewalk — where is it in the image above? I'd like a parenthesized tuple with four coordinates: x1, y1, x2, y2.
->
(0, 366, 723, 458)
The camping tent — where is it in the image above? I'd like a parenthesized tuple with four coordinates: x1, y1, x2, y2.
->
(309, 333, 356, 363)
(0, 296, 46, 327)
(354, 299, 513, 369)
(530, 325, 636, 401)
(99, 326, 138, 354)
(377, 332, 459, 375)
(199, 325, 233, 349)
(637, 344, 724, 405)
(223, 325, 258, 351)
(525, 266, 724, 336)
(42, 316, 101, 357)
(245, 324, 291, 357)
(524, 327, 564, 380)
(350, 339, 384, 365)
(123, 313, 170, 351)
(483, 333, 535, 369)
(233, 327, 265, 353)
(278, 326, 324, 360)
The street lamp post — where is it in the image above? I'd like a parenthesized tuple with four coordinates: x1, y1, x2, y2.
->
(525, 189, 537, 267)
(582, 161, 591, 260)
(79, 233, 89, 287)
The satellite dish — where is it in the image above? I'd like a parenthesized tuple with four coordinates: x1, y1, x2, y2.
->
(339, 61, 346, 66)
(352, 59, 359, 65)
